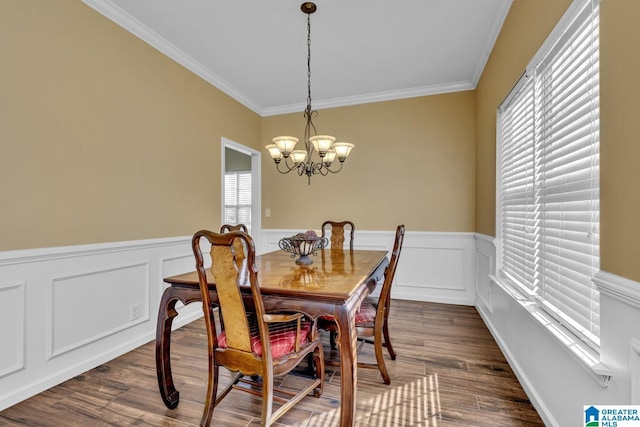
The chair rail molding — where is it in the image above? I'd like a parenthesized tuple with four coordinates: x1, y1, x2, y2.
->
(593, 270, 640, 309)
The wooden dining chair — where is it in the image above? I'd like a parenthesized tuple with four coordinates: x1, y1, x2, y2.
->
(321, 220, 355, 250)
(318, 224, 405, 385)
(219, 223, 248, 233)
(192, 230, 324, 426)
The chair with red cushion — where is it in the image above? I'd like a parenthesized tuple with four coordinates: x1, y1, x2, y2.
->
(192, 230, 324, 426)
(318, 224, 405, 385)
(321, 220, 355, 250)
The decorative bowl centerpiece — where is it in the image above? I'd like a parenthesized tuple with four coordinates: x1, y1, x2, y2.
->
(279, 230, 328, 265)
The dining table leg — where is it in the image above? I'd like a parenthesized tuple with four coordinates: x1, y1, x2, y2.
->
(334, 304, 358, 427)
(155, 286, 203, 409)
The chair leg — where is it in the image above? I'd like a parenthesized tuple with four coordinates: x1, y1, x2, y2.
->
(382, 320, 396, 360)
(261, 371, 274, 427)
(313, 343, 325, 397)
(200, 362, 219, 426)
(329, 330, 337, 350)
(306, 352, 315, 375)
(374, 329, 391, 385)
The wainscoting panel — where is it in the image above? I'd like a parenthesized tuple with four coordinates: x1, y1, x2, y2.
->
(395, 233, 476, 305)
(48, 262, 150, 359)
(475, 234, 495, 312)
(159, 252, 201, 317)
(400, 247, 466, 291)
(0, 281, 25, 378)
(0, 237, 193, 411)
(262, 229, 477, 305)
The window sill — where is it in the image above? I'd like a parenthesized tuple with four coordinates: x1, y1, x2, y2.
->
(489, 274, 612, 388)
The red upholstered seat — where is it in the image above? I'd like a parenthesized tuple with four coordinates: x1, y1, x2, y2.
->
(319, 301, 377, 327)
(218, 317, 313, 359)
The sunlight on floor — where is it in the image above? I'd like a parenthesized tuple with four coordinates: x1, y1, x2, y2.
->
(309, 374, 442, 427)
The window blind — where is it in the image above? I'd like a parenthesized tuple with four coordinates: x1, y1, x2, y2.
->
(498, 0, 600, 350)
(224, 172, 252, 233)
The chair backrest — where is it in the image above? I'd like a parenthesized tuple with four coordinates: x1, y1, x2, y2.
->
(321, 220, 355, 250)
(377, 225, 405, 315)
(192, 230, 269, 362)
(220, 223, 248, 233)
(219, 224, 249, 271)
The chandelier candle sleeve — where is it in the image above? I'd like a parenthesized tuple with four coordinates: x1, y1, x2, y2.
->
(272, 136, 298, 157)
(265, 144, 283, 162)
(332, 142, 354, 161)
(309, 135, 335, 156)
(290, 150, 308, 163)
(265, 2, 354, 185)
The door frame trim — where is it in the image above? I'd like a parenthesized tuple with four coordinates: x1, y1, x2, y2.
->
(221, 137, 262, 252)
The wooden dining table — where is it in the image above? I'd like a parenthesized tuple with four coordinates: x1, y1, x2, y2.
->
(155, 247, 389, 427)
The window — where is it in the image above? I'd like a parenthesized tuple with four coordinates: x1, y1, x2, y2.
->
(497, 0, 600, 350)
(224, 171, 252, 233)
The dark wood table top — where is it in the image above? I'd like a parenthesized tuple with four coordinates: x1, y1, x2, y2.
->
(164, 249, 389, 302)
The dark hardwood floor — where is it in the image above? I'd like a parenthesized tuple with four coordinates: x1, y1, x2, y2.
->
(0, 300, 544, 426)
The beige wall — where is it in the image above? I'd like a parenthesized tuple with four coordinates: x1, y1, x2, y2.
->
(599, 1, 640, 282)
(476, 0, 640, 282)
(475, 0, 573, 237)
(261, 93, 477, 232)
(6, 1, 638, 283)
(0, 0, 261, 251)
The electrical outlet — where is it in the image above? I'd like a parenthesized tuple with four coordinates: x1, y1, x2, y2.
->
(130, 304, 140, 321)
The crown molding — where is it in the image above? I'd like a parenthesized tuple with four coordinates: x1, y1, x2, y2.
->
(262, 81, 475, 117)
(83, 0, 495, 117)
(82, 0, 263, 115)
(469, 0, 513, 87)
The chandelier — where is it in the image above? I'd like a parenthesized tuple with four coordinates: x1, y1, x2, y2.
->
(265, 2, 354, 185)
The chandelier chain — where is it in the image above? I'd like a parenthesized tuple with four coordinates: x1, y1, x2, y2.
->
(306, 12, 312, 112)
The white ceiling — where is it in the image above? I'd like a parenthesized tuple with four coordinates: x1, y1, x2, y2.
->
(83, 0, 513, 117)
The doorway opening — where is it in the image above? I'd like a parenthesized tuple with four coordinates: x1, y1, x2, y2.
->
(221, 138, 261, 251)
